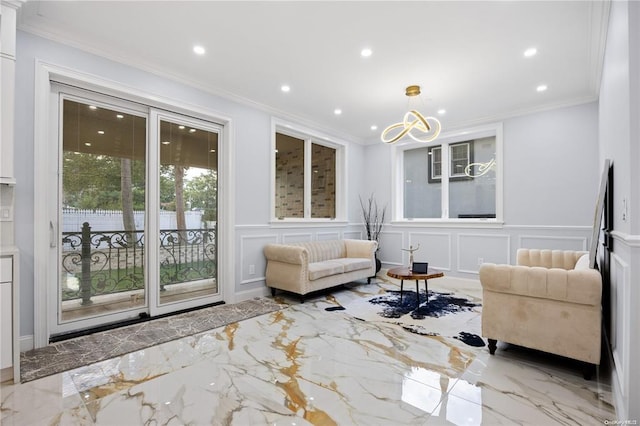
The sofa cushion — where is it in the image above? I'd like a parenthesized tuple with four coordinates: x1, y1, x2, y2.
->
(332, 258, 372, 273)
(574, 253, 590, 270)
(308, 261, 345, 280)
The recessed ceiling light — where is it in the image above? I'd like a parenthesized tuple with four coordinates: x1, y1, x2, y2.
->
(89, 105, 97, 110)
(437, 109, 446, 115)
(116, 114, 124, 119)
(97, 130, 105, 135)
(361, 48, 372, 57)
(524, 47, 537, 57)
(84, 142, 92, 146)
(193, 45, 205, 55)
(281, 85, 290, 93)
(178, 125, 185, 130)
(334, 108, 342, 115)
(536, 84, 548, 92)
(189, 128, 196, 133)
(161, 141, 171, 145)
(209, 149, 216, 153)
(370, 125, 378, 131)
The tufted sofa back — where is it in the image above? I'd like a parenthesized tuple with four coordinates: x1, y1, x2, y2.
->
(289, 240, 346, 263)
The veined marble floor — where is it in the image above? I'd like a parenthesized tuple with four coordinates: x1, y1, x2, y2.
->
(1, 277, 616, 425)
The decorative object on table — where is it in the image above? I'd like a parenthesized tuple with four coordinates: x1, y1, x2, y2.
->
(411, 262, 429, 274)
(381, 85, 441, 144)
(359, 193, 386, 273)
(401, 244, 420, 267)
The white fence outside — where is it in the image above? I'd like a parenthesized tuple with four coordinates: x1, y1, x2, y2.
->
(62, 209, 205, 232)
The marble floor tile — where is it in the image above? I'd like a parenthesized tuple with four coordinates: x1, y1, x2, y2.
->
(1, 277, 617, 425)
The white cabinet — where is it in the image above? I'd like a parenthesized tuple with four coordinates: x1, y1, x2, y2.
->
(0, 251, 19, 383)
(1, 280, 12, 369)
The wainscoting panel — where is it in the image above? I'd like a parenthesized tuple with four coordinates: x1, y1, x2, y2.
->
(458, 233, 510, 274)
(611, 252, 630, 397)
(407, 232, 451, 271)
(282, 233, 313, 244)
(343, 231, 363, 240)
(378, 231, 404, 266)
(518, 235, 587, 251)
(317, 232, 341, 241)
(239, 235, 278, 284)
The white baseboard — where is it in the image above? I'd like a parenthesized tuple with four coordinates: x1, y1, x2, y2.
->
(611, 360, 626, 419)
(233, 286, 271, 303)
(1, 366, 13, 383)
(20, 334, 34, 352)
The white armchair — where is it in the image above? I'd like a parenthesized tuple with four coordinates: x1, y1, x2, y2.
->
(479, 249, 602, 379)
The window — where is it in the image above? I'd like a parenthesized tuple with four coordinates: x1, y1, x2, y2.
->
(401, 125, 501, 221)
(428, 142, 473, 182)
(450, 142, 473, 179)
(272, 122, 344, 221)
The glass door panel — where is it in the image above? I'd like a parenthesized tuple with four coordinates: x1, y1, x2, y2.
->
(60, 98, 147, 324)
(158, 119, 218, 305)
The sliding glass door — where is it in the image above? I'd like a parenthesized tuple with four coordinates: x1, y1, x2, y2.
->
(153, 115, 219, 313)
(50, 87, 223, 336)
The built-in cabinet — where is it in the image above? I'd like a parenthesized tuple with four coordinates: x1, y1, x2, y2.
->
(0, 249, 19, 383)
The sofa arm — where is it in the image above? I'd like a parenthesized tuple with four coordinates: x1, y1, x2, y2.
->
(480, 262, 602, 306)
(263, 244, 309, 265)
(344, 239, 377, 259)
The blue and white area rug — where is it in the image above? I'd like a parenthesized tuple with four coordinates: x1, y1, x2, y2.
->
(329, 275, 485, 348)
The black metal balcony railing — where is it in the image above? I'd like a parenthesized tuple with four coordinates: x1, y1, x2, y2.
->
(61, 222, 216, 304)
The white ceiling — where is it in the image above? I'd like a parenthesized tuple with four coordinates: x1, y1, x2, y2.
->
(17, 1, 610, 143)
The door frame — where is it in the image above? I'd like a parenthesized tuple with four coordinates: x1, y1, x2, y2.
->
(33, 61, 235, 347)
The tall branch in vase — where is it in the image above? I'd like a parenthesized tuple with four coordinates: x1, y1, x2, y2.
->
(359, 194, 386, 248)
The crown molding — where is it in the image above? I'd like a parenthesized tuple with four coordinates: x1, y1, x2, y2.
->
(17, 23, 366, 146)
(362, 95, 598, 145)
(1, 0, 25, 10)
(587, 0, 611, 97)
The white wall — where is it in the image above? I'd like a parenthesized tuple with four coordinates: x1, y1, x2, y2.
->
(362, 103, 599, 277)
(598, 0, 640, 420)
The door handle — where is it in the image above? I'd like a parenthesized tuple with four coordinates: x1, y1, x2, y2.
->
(50, 221, 56, 248)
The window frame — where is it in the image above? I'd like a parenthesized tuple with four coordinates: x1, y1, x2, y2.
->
(392, 123, 503, 226)
(270, 118, 347, 224)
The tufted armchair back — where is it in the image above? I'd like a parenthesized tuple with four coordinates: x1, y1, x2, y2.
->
(516, 249, 587, 270)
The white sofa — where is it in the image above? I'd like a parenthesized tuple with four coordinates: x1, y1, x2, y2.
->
(264, 239, 377, 302)
(479, 249, 602, 379)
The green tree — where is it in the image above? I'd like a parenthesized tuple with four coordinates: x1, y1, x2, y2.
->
(63, 152, 145, 211)
(185, 170, 218, 222)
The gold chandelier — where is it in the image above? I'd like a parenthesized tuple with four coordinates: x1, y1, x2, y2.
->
(381, 85, 441, 144)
